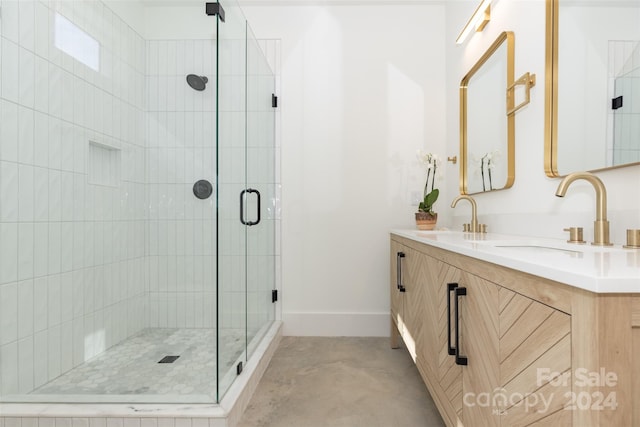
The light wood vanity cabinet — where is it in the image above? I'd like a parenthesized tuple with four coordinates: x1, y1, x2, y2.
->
(391, 233, 640, 427)
(390, 240, 433, 365)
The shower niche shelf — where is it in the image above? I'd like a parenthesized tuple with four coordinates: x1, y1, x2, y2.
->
(88, 139, 121, 187)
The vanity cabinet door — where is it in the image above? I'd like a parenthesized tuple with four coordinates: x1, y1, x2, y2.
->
(390, 239, 405, 338)
(458, 272, 501, 427)
(417, 252, 444, 380)
(498, 288, 572, 426)
(433, 261, 500, 427)
(389, 242, 427, 362)
(453, 274, 572, 427)
(436, 260, 464, 424)
(401, 246, 428, 363)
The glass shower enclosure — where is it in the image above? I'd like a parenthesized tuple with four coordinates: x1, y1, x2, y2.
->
(216, 0, 278, 400)
(0, 0, 276, 405)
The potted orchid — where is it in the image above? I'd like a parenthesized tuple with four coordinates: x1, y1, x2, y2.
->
(416, 151, 440, 230)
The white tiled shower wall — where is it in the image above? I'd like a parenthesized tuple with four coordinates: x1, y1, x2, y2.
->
(0, 0, 146, 396)
(145, 39, 217, 329)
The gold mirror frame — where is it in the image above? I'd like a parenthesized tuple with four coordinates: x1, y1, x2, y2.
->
(460, 31, 516, 195)
(544, 0, 640, 177)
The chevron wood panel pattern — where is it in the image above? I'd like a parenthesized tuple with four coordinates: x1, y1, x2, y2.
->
(499, 289, 533, 335)
(461, 274, 500, 427)
(502, 378, 571, 426)
(437, 261, 463, 419)
(389, 244, 432, 365)
(499, 288, 572, 426)
(419, 252, 443, 378)
(390, 240, 404, 338)
(501, 309, 571, 387)
(500, 299, 554, 363)
(437, 262, 463, 376)
(441, 360, 463, 418)
(528, 407, 572, 426)
(403, 246, 426, 363)
(503, 334, 571, 399)
(499, 286, 516, 313)
(501, 346, 571, 425)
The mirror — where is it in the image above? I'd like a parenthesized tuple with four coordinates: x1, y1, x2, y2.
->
(545, 0, 640, 177)
(460, 31, 515, 194)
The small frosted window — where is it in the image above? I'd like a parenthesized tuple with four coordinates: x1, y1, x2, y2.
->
(54, 13, 100, 71)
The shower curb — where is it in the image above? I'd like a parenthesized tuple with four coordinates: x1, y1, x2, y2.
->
(0, 322, 283, 427)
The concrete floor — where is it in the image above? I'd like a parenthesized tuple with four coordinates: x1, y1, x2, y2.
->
(238, 336, 445, 427)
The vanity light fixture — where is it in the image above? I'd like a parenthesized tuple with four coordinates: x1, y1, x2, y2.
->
(456, 0, 492, 45)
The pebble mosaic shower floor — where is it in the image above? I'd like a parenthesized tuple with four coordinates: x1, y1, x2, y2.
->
(30, 329, 244, 397)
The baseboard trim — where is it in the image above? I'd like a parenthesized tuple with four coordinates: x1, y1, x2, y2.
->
(282, 312, 390, 336)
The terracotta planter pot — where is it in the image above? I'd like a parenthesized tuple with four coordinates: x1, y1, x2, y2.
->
(415, 212, 437, 230)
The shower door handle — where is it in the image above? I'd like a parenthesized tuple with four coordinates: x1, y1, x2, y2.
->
(240, 188, 261, 226)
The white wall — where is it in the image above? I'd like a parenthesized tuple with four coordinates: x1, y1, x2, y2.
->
(242, 4, 448, 336)
(244, 0, 639, 336)
(445, 1, 640, 244)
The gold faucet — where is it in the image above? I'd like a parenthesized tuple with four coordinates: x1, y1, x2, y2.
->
(451, 195, 484, 233)
(555, 172, 613, 246)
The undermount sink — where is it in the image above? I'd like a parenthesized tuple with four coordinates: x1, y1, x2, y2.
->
(473, 238, 625, 255)
(492, 244, 582, 255)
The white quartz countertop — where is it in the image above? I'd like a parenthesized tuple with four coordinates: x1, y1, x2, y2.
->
(391, 229, 640, 293)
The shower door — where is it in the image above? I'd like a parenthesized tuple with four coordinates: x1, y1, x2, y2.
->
(216, 0, 276, 401)
(245, 25, 277, 361)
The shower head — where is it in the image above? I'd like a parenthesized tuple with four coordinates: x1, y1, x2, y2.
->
(186, 74, 208, 91)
